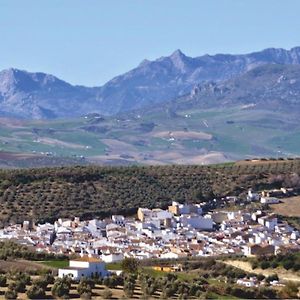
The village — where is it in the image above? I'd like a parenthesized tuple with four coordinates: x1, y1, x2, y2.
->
(0, 188, 299, 265)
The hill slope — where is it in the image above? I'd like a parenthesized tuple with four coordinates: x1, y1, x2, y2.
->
(0, 160, 300, 225)
(1, 47, 300, 118)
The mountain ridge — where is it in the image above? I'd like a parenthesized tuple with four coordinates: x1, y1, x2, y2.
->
(1, 46, 300, 119)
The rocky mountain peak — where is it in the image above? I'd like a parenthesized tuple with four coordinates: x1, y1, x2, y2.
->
(169, 49, 190, 71)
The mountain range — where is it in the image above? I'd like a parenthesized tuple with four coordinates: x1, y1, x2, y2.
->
(1, 46, 300, 119)
(1, 46, 300, 166)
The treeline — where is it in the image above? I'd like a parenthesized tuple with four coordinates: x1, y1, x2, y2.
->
(251, 252, 300, 271)
(0, 160, 299, 224)
(0, 241, 66, 261)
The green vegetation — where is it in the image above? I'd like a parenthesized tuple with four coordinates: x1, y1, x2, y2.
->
(39, 260, 69, 268)
(0, 257, 298, 299)
(0, 241, 67, 261)
(251, 252, 300, 272)
(0, 159, 300, 224)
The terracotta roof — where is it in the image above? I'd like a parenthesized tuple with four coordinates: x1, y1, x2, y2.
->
(72, 256, 102, 262)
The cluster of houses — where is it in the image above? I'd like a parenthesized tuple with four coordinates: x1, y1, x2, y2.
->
(0, 191, 299, 262)
(0, 187, 299, 282)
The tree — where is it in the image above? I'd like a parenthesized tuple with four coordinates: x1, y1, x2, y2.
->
(260, 261, 270, 269)
(123, 275, 136, 298)
(121, 257, 139, 274)
(4, 288, 18, 300)
(27, 284, 46, 299)
(0, 275, 7, 287)
(77, 278, 92, 299)
(9, 280, 26, 293)
(15, 272, 31, 285)
(51, 277, 71, 298)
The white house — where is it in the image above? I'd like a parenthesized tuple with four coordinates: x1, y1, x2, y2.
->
(58, 256, 108, 280)
(237, 278, 257, 287)
(101, 253, 124, 263)
(180, 215, 213, 230)
(247, 190, 260, 201)
(112, 215, 125, 226)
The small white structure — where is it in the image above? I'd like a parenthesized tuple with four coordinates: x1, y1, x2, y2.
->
(112, 215, 125, 226)
(101, 253, 124, 263)
(180, 215, 213, 230)
(247, 190, 260, 201)
(58, 256, 108, 280)
(260, 197, 279, 204)
(237, 278, 257, 287)
(258, 216, 278, 230)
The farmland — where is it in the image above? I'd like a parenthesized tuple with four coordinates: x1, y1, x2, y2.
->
(270, 196, 300, 217)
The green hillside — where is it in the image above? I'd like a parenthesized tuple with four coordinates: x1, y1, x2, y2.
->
(0, 159, 300, 225)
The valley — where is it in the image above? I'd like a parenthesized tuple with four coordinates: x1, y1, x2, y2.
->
(0, 104, 298, 166)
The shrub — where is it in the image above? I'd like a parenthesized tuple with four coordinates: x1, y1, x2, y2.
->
(26, 284, 46, 299)
(16, 272, 31, 285)
(77, 279, 92, 298)
(0, 274, 7, 287)
(9, 280, 26, 293)
(283, 260, 294, 270)
(51, 277, 71, 298)
(4, 288, 18, 300)
(121, 257, 139, 274)
(260, 261, 270, 269)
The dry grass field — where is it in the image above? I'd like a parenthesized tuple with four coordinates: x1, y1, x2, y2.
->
(224, 260, 300, 282)
(0, 259, 50, 274)
(270, 196, 300, 217)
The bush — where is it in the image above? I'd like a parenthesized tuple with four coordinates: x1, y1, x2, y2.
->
(51, 277, 71, 298)
(9, 280, 26, 293)
(260, 261, 270, 269)
(283, 260, 294, 270)
(0, 274, 7, 287)
(15, 272, 31, 285)
(43, 273, 55, 284)
(121, 257, 139, 274)
(4, 288, 18, 300)
(26, 285, 46, 299)
(77, 279, 92, 298)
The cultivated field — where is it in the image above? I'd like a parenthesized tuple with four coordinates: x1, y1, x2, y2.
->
(270, 196, 300, 217)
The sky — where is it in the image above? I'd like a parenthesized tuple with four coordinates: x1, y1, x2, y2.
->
(1, 0, 300, 86)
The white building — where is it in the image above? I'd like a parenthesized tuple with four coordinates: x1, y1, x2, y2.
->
(180, 215, 213, 230)
(112, 215, 125, 226)
(58, 256, 108, 280)
(101, 253, 124, 263)
(247, 190, 260, 201)
(261, 197, 280, 204)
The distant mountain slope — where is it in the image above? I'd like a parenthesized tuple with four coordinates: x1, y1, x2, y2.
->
(161, 64, 300, 112)
(1, 64, 300, 166)
(97, 47, 300, 114)
(0, 68, 101, 119)
(1, 46, 300, 118)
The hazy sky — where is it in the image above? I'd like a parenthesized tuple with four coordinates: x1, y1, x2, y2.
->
(1, 0, 300, 86)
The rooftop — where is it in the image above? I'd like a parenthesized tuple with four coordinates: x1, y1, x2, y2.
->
(72, 255, 102, 263)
